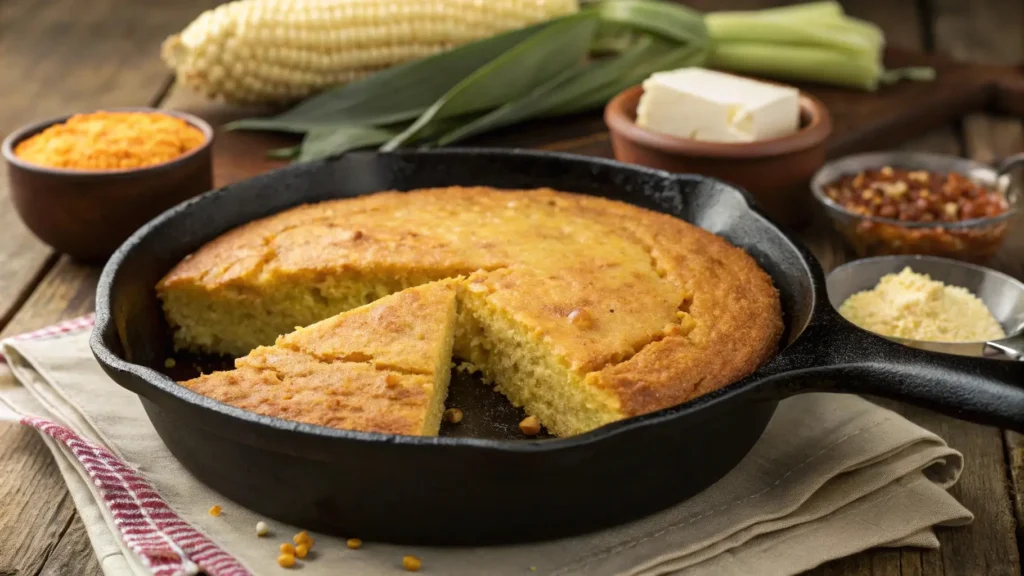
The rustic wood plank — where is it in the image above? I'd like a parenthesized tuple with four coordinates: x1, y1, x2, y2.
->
(0, 0, 217, 331)
(0, 256, 101, 576)
(0, 1, 225, 573)
(0, 427, 78, 576)
(935, 0, 1024, 569)
(36, 515, 103, 576)
(931, 0, 1024, 567)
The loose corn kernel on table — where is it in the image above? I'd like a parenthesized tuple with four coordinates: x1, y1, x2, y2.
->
(1, 0, 1023, 575)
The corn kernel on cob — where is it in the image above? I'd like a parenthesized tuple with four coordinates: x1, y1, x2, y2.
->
(162, 0, 580, 104)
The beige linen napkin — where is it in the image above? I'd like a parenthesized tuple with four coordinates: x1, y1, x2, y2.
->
(0, 328, 972, 576)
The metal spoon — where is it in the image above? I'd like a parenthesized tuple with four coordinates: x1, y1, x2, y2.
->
(826, 255, 1024, 361)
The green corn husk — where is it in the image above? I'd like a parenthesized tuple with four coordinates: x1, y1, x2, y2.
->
(707, 41, 882, 90)
(382, 12, 600, 151)
(436, 35, 664, 145)
(230, 0, 930, 163)
(297, 125, 398, 162)
(226, 20, 552, 133)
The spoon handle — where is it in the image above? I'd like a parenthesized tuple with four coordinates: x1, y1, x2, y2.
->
(996, 152, 1024, 178)
(985, 334, 1024, 361)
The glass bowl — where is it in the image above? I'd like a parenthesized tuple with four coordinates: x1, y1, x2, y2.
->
(810, 151, 1021, 263)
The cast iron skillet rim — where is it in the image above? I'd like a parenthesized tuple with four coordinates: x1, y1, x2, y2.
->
(91, 147, 823, 453)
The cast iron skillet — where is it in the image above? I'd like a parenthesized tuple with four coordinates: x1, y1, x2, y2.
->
(91, 149, 1024, 546)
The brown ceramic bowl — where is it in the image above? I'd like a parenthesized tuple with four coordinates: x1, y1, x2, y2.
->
(604, 84, 832, 227)
(2, 108, 214, 263)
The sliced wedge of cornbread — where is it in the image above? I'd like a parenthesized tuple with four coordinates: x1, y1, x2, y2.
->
(181, 281, 458, 435)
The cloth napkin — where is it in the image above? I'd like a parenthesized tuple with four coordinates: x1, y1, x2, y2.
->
(0, 318, 973, 576)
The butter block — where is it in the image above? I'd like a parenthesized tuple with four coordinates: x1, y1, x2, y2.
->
(635, 68, 800, 143)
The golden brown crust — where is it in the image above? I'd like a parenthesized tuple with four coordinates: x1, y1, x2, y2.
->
(273, 279, 459, 374)
(181, 282, 458, 435)
(164, 187, 783, 423)
(184, 355, 435, 435)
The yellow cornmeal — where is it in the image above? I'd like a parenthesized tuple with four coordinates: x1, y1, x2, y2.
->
(839, 267, 1006, 343)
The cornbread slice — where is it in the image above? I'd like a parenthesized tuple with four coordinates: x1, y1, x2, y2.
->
(181, 281, 458, 435)
(163, 187, 784, 436)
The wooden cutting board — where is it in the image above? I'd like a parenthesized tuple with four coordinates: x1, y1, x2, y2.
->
(162, 47, 1024, 190)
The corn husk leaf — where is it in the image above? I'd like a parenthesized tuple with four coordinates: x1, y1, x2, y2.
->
(381, 12, 600, 151)
(717, 1, 885, 45)
(297, 125, 398, 162)
(596, 0, 706, 45)
(227, 20, 555, 133)
(266, 145, 301, 160)
(708, 42, 882, 90)
(429, 0, 708, 145)
(553, 40, 707, 115)
(296, 115, 484, 162)
(435, 34, 673, 145)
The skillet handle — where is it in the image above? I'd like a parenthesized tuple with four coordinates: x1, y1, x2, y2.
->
(759, 306, 1024, 432)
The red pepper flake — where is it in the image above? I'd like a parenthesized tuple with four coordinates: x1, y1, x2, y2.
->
(824, 166, 1008, 223)
(822, 166, 1013, 262)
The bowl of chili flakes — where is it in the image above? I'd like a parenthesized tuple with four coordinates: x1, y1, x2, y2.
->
(811, 151, 1022, 264)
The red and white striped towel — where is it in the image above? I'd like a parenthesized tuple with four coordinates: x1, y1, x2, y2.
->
(0, 313, 95, 363)
(3, 316, 250, 576)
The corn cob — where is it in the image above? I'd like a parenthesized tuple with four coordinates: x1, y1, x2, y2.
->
(162, 0, 580, 104)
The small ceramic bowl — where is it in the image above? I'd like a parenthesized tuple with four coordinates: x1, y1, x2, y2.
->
(826, 255, 1024, 361)
(811, 151, 1022, 264)
(2, 107, 214, 263)
(604, 84, 832, 227)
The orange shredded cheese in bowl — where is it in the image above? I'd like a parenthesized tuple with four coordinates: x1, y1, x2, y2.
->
(13, 111, 207, 171)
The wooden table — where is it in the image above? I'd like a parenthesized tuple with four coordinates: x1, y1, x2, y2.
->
(1, 0, 1022, 574)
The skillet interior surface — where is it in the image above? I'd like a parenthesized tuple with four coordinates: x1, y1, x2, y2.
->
(92, 149, 820, 543)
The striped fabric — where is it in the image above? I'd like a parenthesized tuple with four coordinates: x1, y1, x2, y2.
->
(4, 315, 250, 576)
(0, 313, 95, 363)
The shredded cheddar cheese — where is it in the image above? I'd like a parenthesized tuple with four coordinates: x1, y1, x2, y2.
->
(14, 111, 205, 171)
(839, 267, 1005, 343)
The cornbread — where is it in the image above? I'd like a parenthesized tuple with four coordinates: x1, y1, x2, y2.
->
(181, 281, 459, 435)
(14, 111, 206, 171)
(839, 267, 1006, 342)
(161, 187, 783, 436)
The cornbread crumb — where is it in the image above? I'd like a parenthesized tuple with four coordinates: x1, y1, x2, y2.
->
(519, 415, 542, 436)
(208, 505, 221, 517)
(346, 538, 362, 549)
(443, 408, 464, 424)
(403, 555, 422, 571)
(164, 358, 176, 369)
(839, 267, 1005, 342)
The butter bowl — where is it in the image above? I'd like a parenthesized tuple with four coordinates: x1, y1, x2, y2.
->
(604, 84, 832, 227)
